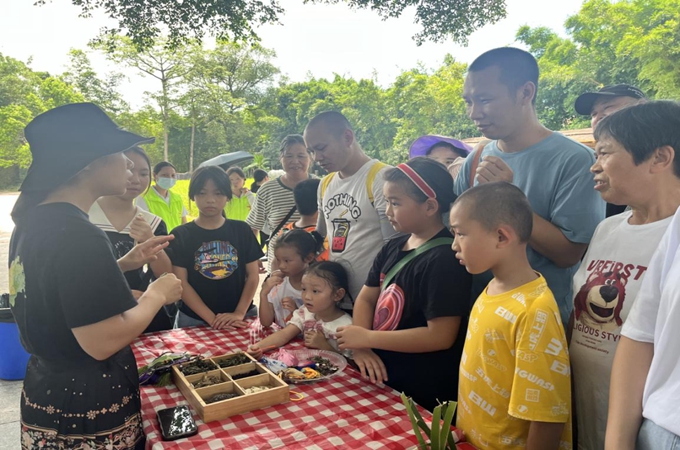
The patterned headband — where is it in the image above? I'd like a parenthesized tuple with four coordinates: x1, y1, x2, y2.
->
(397, 163, 436, 199)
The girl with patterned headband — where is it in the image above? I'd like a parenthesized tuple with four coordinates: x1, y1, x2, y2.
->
(336, 157, 472, 410)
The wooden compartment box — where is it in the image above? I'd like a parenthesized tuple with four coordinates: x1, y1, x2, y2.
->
(172, 352, 289, 423)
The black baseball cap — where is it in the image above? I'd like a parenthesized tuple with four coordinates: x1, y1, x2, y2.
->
(574, 84, 647, 115)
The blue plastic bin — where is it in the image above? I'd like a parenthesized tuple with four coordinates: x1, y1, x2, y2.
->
(0, 307, 30, 380)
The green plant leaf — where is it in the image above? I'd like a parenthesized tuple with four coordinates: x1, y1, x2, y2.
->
(409, 399, 432, 436)
(431, 404, 441, 449)
(441, 401, 457, 449)
(401, 393, 429, 449)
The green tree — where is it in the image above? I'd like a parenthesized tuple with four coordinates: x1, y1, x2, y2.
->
(244, 153, 267, 173)
(116, 107, 165, 163)
(50, 0, 506, 50)
(517, 0, 680, 129)
(38, 77, 85, 109)
(385, 55, 475, 163)
(177, 88, 209, 172)
(62, 49, 129, 114)
(0, 54, 42, 108)
(0, 53, 84, 171)
(189, 41, 279, 157)
(259, 75, 395, 162)
(568, 0, 680, 98)
(98, 37, 192, 160)
(0, 104, 33, 168)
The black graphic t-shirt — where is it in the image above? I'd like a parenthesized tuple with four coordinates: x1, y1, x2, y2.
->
(365, 227, 471, 410)
(170, 219, 263, 319)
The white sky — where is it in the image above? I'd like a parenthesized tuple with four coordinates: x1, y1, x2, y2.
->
(1, 0, 583, 109)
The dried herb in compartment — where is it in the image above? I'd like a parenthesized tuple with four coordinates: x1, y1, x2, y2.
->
(216, 353, 251, 368)
(242, 386, 271, 394)
(231, 369, 260, 380)
(180, 358, 217, 375)
(206, 393, 239, 403)
(192, 374, 222, 388)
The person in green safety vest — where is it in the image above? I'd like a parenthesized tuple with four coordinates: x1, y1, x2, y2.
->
(136, 161, 188, 232)
(224, 166, 255, 222)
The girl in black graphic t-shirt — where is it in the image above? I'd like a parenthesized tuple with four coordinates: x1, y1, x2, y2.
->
(336, 157, 472, 411)
(9, 104, 182, 449)
(170, 166, 263, 329)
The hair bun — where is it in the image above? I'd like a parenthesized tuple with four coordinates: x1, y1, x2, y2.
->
(310, 230, 325, 254)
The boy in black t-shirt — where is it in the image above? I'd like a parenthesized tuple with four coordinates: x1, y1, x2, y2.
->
(170, 167, 263, 329)
(336, 158, 471, 411)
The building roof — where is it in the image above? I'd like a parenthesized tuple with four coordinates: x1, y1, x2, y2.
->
(462, 128, 596, 149)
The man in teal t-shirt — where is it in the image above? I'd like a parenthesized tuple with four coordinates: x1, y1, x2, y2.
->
(455, 47, 605, 325)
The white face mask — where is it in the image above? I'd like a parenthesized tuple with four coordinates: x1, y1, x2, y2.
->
(157, 177, 176, 190)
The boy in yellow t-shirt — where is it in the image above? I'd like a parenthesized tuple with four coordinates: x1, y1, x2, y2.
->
(449, 182, 572, 450)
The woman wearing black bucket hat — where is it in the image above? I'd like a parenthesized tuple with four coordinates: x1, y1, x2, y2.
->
(8, 103, 182, 449)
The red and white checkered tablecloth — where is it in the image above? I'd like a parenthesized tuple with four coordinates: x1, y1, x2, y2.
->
(132, 326, 475, 450)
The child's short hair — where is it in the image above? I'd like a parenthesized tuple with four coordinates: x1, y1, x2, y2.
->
(153, 161, 176, 175)
(293, 178, 321, 216)
(253, 168, 268, 182)
(454, 181, 533, 243)
(189, 166, 233, 200)
(274, 228, 324, 258)
(226, 166, 246, 179)
(382, 157, 457, 213)
(305, 261, 350, 299)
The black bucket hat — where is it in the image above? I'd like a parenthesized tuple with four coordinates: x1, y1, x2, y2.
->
(574, 84, 646, 116)
(20, 103, 154, 193)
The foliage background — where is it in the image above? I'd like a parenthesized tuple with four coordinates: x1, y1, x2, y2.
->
(1, 0, 678, 188)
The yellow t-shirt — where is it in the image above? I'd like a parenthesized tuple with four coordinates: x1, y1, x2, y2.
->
(457, 274, 572, 449)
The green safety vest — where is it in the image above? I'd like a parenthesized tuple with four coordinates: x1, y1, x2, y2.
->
(224, 193, 253, 222)
(143, 187, 184, 231)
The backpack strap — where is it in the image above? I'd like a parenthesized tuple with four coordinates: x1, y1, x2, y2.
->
(381, 237, 453, 291)
(468, 147, 484, 189)
(366, 161, 388, 206)
(468, 140, 492, 188)
(320, 161, 387, 206)
(320, 172, 336, 198)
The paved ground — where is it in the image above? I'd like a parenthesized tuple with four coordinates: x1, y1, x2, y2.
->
(0, 194, 265, 448)
(0, 193, 17, 295)
(0, 193, 20, 448)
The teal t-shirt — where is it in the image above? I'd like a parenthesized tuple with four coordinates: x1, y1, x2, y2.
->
(454, 132, 605, 324)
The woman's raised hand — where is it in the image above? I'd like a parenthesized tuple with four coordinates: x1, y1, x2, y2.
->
(118, 235, 174, 272)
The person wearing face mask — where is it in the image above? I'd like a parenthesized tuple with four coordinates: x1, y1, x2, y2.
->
(136, 161, 188, 231)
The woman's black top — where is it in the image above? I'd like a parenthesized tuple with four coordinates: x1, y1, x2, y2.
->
(9, 203, 145, 449)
